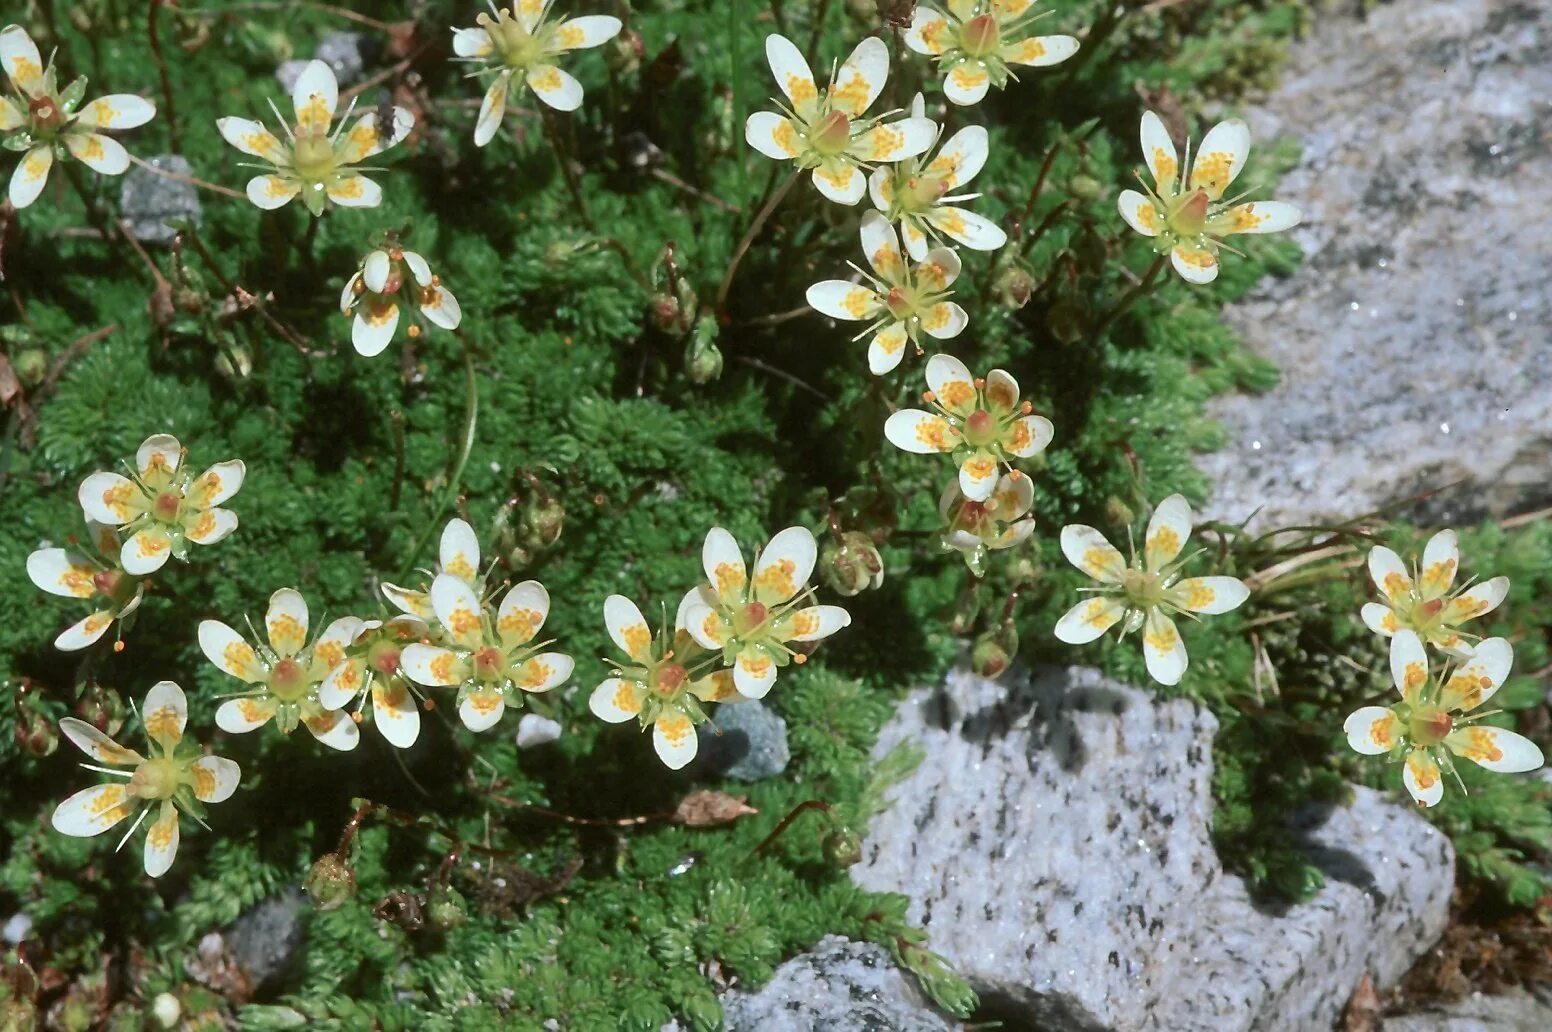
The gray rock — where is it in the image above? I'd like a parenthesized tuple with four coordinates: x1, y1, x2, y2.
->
(224, 887, 305, 996)
(1198, 0, 1552, 529)
(696, 700, 790, 781)
(118, 155, 201, 245)
(1387, 986, 1552, 1031)
(852, 665, 1455, 1031)
(515, 712, 562, 749)
(274, 59, 310, 95)
(717, 936, 954, 1032)
(314, 32, 370, 86)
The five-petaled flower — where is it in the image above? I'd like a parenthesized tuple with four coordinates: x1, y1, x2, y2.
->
(1361, 529, 1509, 661)
(77, 434, 245, 576)
(904, 0, 1079, 107)
(807, 211, 968, 375)
(679, 526, 851, 699)
(27, 520, 146, 652)
(382, 517, 485, 625)
(745, 34, 937, 205)
(1054, 494, 1249, 685)
(217, 59, 413, 214)
(199, 588, 363, 751)
(588, 594, 743, 769)
(884, 354, 1053, 501)
(1345, 630, 1543, 807)
(1117, 110, 1301, 284)
(400, 575, 574, 731)
(51, 681, 239, 878)
(938, 470, 1034, 576)
(318, 616, 430, 749)
(1, 24, 155, 209)
(869, 93, 1006, 260)
(453, 1, 623, 145)
(340, 245, 462, 357)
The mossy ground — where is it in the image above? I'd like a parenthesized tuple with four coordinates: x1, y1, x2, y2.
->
(0, 1, 1547, 1028)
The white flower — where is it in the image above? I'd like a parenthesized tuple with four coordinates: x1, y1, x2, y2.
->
(588, 595, 743, 770)
(1116, 110, 1301, 284)
(744, 34, 936, 205)
(453, 2, 623, 145)
(198, 588, 363, 751)
(399, 575, 573, 732)
(1344, 630, 1543, 807)
(76, 433, 244, 576)
(382, 517, 484, 622)
(903, 1, 1078, 107)
(1360, 529, 1509, 660)
(1, 24, 155, 209)
(27, 520, 145, 651)
(1053, 494, 1249, 686)
(806, 211, 967, 375)
(216, 59, 412, 215)
(340, 246, 462, 357)
(938, 470, 1034, 576)
(317, 616, 429, 749)
(884, 354, 1053, 501)
(679, 526, 851, 699)
(869, 93, 1006, 260)
(51, 681, 239, 878)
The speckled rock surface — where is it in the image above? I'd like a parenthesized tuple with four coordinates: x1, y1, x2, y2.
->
(851, 665, 1455, 1031)
(695, 700, 790, 781)
(1198, 0, 1552, 529)
(1387, 986, 1552, 1031)
(119, 155, 201, 245)
(716, 936, 954, 1032)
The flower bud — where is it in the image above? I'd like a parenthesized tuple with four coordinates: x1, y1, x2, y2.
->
(426, 884, 468, 932)
(822, 826, 864, 868)
(648, 293, 681, 334)
(606, 29, 644, 75)
(214, 343, 252, 381)
(12, 348, 46, 387)
(1103, 496, 1135, 529)
(1068, 173, 1104, 203)
(821, 531, 884, 597)
(303, 853, 357, 912)
(1044, 299, 1087, 345)
(971, 622, 1019, 680)
(14, 692, 57, 758)
(993, 265, 1037, 310)
(685, 334, 723, 385)
(74, 683, 126, 737)
(523, 494, 565, 550)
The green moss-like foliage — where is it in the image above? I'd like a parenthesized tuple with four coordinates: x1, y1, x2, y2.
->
(1, 0, 1545, 1027)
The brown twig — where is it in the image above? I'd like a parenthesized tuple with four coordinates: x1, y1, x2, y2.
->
(650, 167, 743, 213)
(148, 0, 181, 153)
(180, 228, 312, 354)
(715, 167, 800, 314)
(751, 799, 831, 857)
(339, 39, 436, 104)
(127, 153, 244, 199)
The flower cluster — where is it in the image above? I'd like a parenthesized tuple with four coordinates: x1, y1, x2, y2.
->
(904, 1, 1080, 106)
(340, 243, 463, 356)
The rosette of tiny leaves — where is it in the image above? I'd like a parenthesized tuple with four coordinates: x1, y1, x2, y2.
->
(51, 681, 239, 878)
(1117, 110, 1301, 284)
(806, 211, 968, 374)
(382, 517, 485, 623)
(1360, 529, 1509, 660)
(76, 433, 245, 576)
(27, 520, 145, 651)
(884, 354, 1053, 501)
(938, 470, 1034, 576)
(869, 93, 1007, 259)
(199, 588, 363, 751)
(399, 576, 574, 732)
(1054, 494, 1249, 686)
(679, 526, 851, 699)
(1, 24, 154, 208)
(216, 59, 413, 214)
(1345, 630, 1543, 807)
(453, 1, 623, 145)
(340, 245, 462, 357)
(317, 616, 430, 749)
(903, 0, 1079, 107)
(588, 595, 743, 769)
(745, 34, 937, 204)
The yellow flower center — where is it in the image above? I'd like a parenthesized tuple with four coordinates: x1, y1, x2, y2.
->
(130, 757, 183, 801)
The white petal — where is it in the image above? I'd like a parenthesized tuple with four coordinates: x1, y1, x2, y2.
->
(832, 36, 888, 116)
(370, 679, 422, 748)
(1142, 609, 1188, 686)
(590, 677, 643, 723)
(527, 64, 583, 112)
(138, 433, 183, 478)
(1360, 601, 1399, 637)
(1055, 596, 1125, 645)
(142, 809, 178, 877)
(438, 517, 481, 581)
(920, 301, 968, 340)
(326, 173, 381, 208)
(352, 303, 400, 357)
(64, 132, 129, 175)
(1212, 200, 1301, 236)
(867, 165, 891, 212)
(459, 690, 507, 732)
(121, 526, 173, 575)
(382, 582, 433, 619)
(1447, 726, 1544, 774)
(1440, 637, 1514, 712)
(752, 526, 818, 605)
(1003, 414, 1054, 458)
(27, 548, 97, 598)
(265, 587, 309, 658)
(7, 143, 50, 208)
(51, 784, 134, 838)
(318, 658, 366, 710)
(682, 601, 729, 650)
(926, 353, 974, 405)
(917, 246, 961, 289)
(1002, 34, 1079, 67)
(958, 451, 999, 502)
(552, 15, 622, 51)
(216, 117, 286, 162)
(764, 34, 817, 110)
(1419, 529, 1461, 599)
(1140, 111, 1180, 192)
(702, 527, 749, 604)
(452, 26, 493, 58)
(1172, 577, 1250, 615)
(1171, 244, 1220, 284)
(1144, 494, 1192, 572)
(854, 117, 937, 163)
(142, 680, 187, 746)
(780, 605, 850, 642)
(904, 8, 950, 56)
(884, 409, 955, 453)
(1403, 751, 1445, 807)
(400, 643, 464, 687)
(59, 717, 144, 765)
(0, 25, 44, 96)
(245, 174, 299, 210)
(1368, 545, 1413, 603)
(497, 580, 550, 646)
(420, 284, 461, 329)
(1344, 706, 1403, 756)
(1189, 118, 1251, 199)
(1444, 577, 1510, 624)
(943, 60, 992, 106)
(314, 616, 363, 673)
(805, 280, 877, 322)
(653, 711, 698, 769)
(867, 322, 909, 374)
(733, 649, 779, 699)
(474, 71, 511, 147)
(811, 161, 866, 205)
(190, 755, 241, 803)
(1060, 525, 1125, 583)
(928, 125, 988, 188)
(925, 206, 1005, 251)
(1117, 189, 1162, 237)
(54, 610, 115, 651)
(604, 594, 653, 661)
(188, 459, 245, 508)
(860, 209, 904, 280)
(199, 619, 265, 682)
(305, 708, 360, 751)
(745, 110, 801, 159)
(78, 471, 139, 526)
(185, 507, 239, 545)
(215, 696, 278, 734)
(1388, 629, 1431, 703)
(514, 652, 572, 693)
(402, 251, 433, 286)
(431, 572, 485, 650)
(291, 59, 339, 131)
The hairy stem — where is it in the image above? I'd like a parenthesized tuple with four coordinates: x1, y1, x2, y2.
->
(394, 333, 480, 582)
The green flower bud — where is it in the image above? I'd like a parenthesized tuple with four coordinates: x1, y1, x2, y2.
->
(685, 335, 723, 385)
(971, 622, 1019, 679)
(822, 826, 864, 868)
(1044, 299, 1087, 345)
(14, 693, 57, 758)
(74, 682, 125, 738)
(821, 532, 884, 597)
(214, 343, 252, 381)
(523, 494, 565, 550)
(993, 265, 1037, 310)
(648, 293, 681, 334)
(12, 348, 46, 387)
(606, 29, 644, 75)
(1068, 173, 1104, 203)
(1103, 496, 1135, 529)
(303, 853, 357, 912)
(426, 884, 468, 932)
